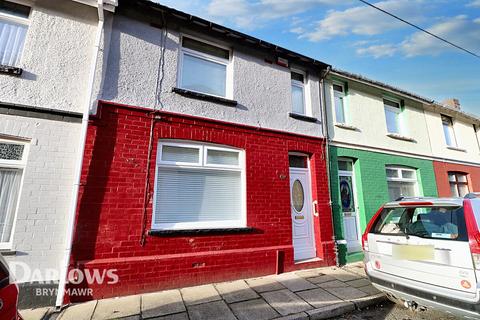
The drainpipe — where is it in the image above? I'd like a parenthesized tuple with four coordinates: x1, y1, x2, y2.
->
(55, 0, 105, 308)
(318, 66, 337, 265)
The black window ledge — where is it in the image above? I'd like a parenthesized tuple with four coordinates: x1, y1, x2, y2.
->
(0, 250, 16, 256)
(289, 113, 318, 123)
(149, 227, 256, 237)
(172, 87, 238, 107)
(0, 65, 22, 76)
(447, 146, 467, 152)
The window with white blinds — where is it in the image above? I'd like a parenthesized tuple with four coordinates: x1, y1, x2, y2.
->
(153, 142, 245, 230)
(0, 138, 27, 249)
(0, 1, 30, 67)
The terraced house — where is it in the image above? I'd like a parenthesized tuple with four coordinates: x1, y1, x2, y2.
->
(66, 0, 336, 303)
(324, 69, 480, 265)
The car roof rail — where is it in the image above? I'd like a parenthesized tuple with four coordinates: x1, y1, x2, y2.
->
(394, 196, 436, 201)
(465, 193, 480, 199)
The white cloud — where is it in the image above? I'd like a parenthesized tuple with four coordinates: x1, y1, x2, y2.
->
(299, 0, 425, 41)
(356, 44, 398, 58)
(204, 0, 350, 29)
(401, 15, 480, 57)
(290, 27, 306, 34)
(467, 0, 480, 7)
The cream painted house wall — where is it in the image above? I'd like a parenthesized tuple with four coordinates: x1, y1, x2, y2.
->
(325, 77, 433, 158)
(425, 109, 480, 165)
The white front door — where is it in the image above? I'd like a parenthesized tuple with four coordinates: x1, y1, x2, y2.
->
(338, 160, 362, 253)
(290, 168, 316, 261)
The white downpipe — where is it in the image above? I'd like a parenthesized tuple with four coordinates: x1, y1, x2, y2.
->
(55, 0, 105, 308)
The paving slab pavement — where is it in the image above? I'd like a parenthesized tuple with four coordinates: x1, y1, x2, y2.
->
(187, 300, 236, 320)
(230, 298, 280, 320)
(23, 263, 385, 320)
(214, 280, 259, 303)
(141, 289, 185, 318)
(261, 289, 313, 316)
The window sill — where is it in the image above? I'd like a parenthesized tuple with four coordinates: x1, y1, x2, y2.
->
(172, 87, 238, 107)
(0, 65, 22, 76)
(386, 133, 416, 143)
(148, 227, 257, 237)
(447, 146, 467, 152)
(335, 123, 359, 131)
(0, 250, 16, 256)
(289, 113, 318, 123)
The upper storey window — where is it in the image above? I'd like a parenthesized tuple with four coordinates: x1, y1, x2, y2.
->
(333, 82, 346, 124)
(179, 36, 231, 98)
(291, 70, 307, 115)
(0, 0, 30, 67)
(442, 115, 457, 147)
(384, 98, 402, 134)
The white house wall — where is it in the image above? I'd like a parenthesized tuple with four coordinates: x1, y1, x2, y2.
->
(101, 15, 324, 138)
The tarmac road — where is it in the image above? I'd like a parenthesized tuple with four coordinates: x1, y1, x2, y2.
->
(332, 301, 462, 320)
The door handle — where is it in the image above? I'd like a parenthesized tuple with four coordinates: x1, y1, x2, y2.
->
(376, 240, 402, 245)
(435, 248, 452, 251)
(313, 200, 319, 217)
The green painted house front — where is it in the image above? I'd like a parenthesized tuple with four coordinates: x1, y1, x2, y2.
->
(329, 146, 439, 265)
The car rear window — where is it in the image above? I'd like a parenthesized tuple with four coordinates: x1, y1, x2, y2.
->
(372, 206, 467, 241)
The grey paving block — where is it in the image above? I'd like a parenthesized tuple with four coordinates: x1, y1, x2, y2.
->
(246, 277, 285, 293)
(358, 284, 382, 295)
(318, 280, 349, 289)
(187, 300, 236, 320)
(326, 270, 362, 282)
(296, 288, 343, 308)
(59, 301, 97, 320)
(323, 286, 368, 300)
(141, 290, 185, 318)
(230, 298, 279, 320)
(349, 293, 386, 309)
(180, 284, 221, 306)
(215, 280, 259, 303)
(306, 301, 355, 320)
(149, 312, 189, 320)
(273, 312, 309, 320)
(261, 289, 312, 316)
(294, 269, 321, 279)
(275, 273, 317, 292)
(307, 275, 336, 285)
(345, 279, 371, 288)
(92, 295, 140, 320)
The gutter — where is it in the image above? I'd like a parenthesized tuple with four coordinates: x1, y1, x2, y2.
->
(55, 0, 108, 308)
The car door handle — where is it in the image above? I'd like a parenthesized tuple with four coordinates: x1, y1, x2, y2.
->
(435, 247, 451, 251)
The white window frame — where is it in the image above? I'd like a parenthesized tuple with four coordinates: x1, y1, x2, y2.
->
(0, 0, 31, 66)
(332, 81, 347, 124)
(290, 68, 311, 116)
(442, 115, 458, 147)
(153, 140, 246, 230)
(0, 137, 29, 250)
(385, 166, 419, 198)
(177, 35, 233, 99)
(474, 124, 480, 151)
(383, 97, 402, 134)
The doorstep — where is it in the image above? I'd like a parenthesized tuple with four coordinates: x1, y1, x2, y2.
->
(20, 264, 385, 320)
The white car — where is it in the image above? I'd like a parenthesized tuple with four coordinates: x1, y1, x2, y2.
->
(363, 194, 480, 319)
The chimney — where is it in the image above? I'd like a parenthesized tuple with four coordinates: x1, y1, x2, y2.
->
(442, 98, 461, 110)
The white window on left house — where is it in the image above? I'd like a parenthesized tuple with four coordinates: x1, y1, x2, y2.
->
(384, 98, 402, 134)
(153, 141, 245, 230)
(442, 115, 457, 147)
(291, 71, 307, 115)
(179, 36, 231, 98)
(333, 82, 346, 124)
(0, 0, 31, 66)
(0, 139, 27, 249)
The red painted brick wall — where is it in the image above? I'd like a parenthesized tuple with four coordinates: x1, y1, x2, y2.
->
(68, 101, 335, 301)
(433, 161, 480, 197)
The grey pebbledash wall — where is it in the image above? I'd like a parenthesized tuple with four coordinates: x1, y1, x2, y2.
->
(100, 15, 325, 138)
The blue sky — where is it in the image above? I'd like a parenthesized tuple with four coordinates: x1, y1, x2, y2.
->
(157, 0, 480, 116)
